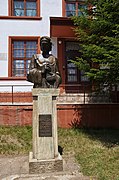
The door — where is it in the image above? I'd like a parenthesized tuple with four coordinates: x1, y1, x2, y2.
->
(65, 41, 81, 92)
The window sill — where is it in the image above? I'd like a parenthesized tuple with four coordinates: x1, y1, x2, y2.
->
(0, 77, 27, 81)
(0, 16, 42, 20)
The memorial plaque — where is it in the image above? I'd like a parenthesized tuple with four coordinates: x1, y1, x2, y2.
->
(39, 115, 52, 137)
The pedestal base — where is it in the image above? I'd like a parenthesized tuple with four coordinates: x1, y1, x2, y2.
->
(29, 152, 63, 174)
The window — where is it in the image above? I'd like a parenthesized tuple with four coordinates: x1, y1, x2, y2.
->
(9, 37, 40, 78)
(80, 70, 89, 82)
(67, 62, 78, 82)
(65, 41, 89, 83)
(65, 0, 87, 17)
(65, 42, 80, 83)
(9, 0, 40, 17)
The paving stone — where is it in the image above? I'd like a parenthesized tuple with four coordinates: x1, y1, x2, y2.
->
(0, 155, 97, 180)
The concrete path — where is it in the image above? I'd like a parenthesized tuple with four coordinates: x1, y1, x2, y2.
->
(0, 155, 97, 180)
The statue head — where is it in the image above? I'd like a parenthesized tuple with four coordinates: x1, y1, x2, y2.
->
(40, 36, 52, 52)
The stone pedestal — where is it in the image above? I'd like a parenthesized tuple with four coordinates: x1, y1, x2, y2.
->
(29, 88, 63, 174)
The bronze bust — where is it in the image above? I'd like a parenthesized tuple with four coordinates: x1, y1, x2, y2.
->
(27, 36, 61, 88)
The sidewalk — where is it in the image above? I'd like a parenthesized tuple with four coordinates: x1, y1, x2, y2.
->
(0, 155, 96, 180)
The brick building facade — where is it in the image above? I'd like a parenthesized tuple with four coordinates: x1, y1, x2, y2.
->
(0, 0, 119, 128)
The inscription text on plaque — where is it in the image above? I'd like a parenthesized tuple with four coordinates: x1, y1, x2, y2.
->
(39, 115, 52, 137)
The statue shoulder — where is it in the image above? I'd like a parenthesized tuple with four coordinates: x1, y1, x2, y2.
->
(48, 55, 57, 64)
(33, 54, 42, 59)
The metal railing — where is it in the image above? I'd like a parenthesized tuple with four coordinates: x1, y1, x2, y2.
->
(0, 84, 33, 104)
(0, 84, 118, 104)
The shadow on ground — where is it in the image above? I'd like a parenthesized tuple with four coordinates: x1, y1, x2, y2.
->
(72, 128, 119, 149)
(69, 104, 119, 149)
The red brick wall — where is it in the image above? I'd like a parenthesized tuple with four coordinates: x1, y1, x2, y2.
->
(57, 104, 119, 129)
(0, 92, 32, 103)
(0, 104, 119, 128)
(0, 105, 32, 126)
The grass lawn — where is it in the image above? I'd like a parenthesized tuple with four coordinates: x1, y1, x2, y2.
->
(0, 126, 119, 180)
